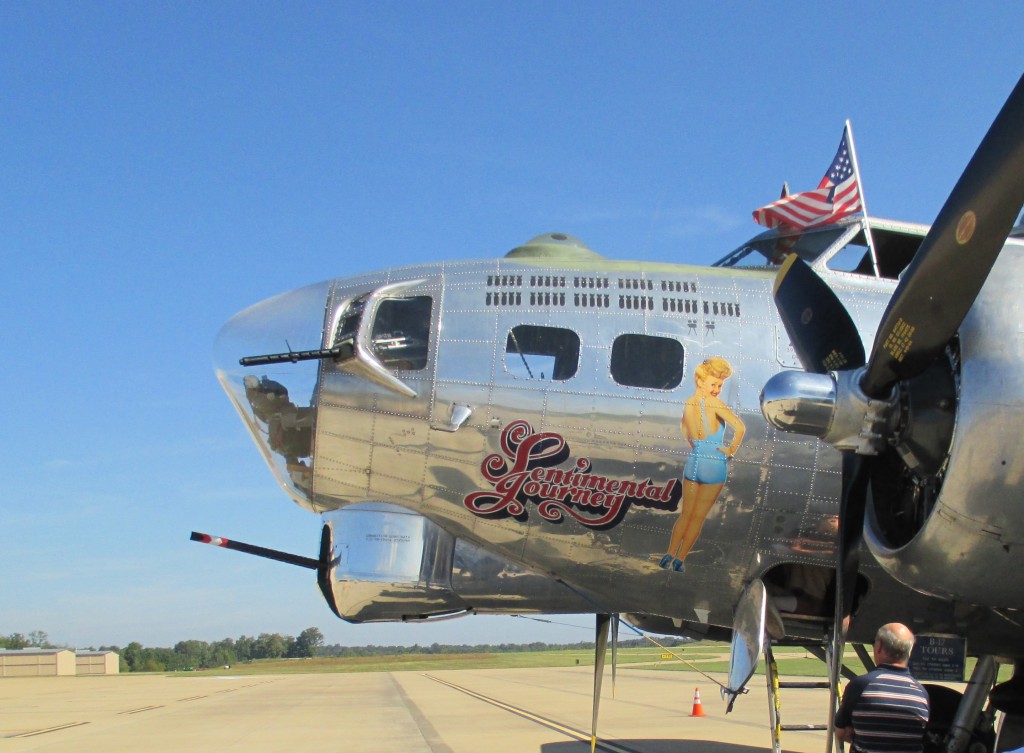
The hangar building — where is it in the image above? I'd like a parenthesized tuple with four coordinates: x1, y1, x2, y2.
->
(0, 648, 76, 676)
(76, 650, 120, 675)
(0, 649, 120, 677)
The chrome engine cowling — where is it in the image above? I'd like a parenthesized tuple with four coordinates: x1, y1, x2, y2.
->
(865, 247, 1024, 609)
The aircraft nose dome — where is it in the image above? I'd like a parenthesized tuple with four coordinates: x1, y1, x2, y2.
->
(505, 232, 604, 260)
(214, 281, 330, 511)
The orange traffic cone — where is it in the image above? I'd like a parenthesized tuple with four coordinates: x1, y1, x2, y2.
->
(690, 687, 706, 717)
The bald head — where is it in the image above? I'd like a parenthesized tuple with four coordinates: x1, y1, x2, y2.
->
(874, 623, 916, 666)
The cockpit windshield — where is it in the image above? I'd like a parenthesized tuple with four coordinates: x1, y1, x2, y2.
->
(713, 224, 852, 268)
(713, 217, 927, 280)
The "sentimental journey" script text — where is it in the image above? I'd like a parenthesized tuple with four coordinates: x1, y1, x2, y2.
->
(463, 421, 681, 529)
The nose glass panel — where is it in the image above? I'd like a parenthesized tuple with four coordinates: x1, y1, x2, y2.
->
(215, 281, 331, 510)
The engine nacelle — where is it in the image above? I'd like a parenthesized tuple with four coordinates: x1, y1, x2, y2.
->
(321, 503, 591, 622)
(865, 244, 1024, 609)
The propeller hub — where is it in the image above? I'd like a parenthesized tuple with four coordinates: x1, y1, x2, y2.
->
(760, 370, 836, 437)
(761, 368, 897, 455)
(826, 369, 897, 455)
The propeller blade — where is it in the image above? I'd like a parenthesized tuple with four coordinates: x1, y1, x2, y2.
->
(836, 453, 870, 624)
(862, 73, 1024, 397)
(826, 453, 871, 753)
(773, 254, 866, 374)
(591, 613, 612, 753)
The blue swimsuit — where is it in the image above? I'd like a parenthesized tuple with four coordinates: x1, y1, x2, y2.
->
(683, 398, 729, 485)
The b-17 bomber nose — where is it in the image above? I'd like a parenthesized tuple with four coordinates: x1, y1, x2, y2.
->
(215, 281, 332, 511)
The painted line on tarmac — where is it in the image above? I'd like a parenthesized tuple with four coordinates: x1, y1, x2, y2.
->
(119, 705, 164, 714)
(391, 674, 456, 753)
(423, 673, 642, 753)
(12, 722, 89, 737)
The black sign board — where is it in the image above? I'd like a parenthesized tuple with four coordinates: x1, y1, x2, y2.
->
(909, 634, 966, 682)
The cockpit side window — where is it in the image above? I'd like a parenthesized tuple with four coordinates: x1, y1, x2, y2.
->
(838, 227, 923, 279)
(504, 325, 580, 381)
(610, 334, 684, 390)
(370, 296, 432, 371)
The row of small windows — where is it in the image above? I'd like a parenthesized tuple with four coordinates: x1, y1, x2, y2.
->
(364, 297, 689, 390)
(504, 325, 684, 390)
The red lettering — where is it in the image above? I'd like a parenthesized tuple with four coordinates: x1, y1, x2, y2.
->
(464, 421, 680, 529)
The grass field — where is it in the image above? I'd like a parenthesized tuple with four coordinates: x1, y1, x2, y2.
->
(169, 643, 1007, 684)
(175, 644, 850, 678)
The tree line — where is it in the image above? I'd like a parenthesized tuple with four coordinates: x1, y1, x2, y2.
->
(1, 631, 53, 650)
(318, 637, 688, 657)
(118, 628, 327, 671)
(1, 628, 325, 672)
(3, 630, 691, 672)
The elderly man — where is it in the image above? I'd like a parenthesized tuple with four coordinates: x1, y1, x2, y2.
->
(834, 623, 930, 752)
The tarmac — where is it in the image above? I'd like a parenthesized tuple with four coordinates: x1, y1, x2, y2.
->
(1, 666, 832, 752)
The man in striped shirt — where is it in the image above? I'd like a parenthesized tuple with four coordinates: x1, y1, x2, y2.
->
(835, 623, 930, 752)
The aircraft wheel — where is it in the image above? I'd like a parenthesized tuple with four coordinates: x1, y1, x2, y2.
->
(996, 713, 1024, 752)
(922, 684, 995, 753)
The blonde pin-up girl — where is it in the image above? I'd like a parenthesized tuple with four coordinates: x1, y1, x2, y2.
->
(660, 357, 745, 572)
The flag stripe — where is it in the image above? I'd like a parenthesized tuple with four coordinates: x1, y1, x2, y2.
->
(753, 127, 863, 230)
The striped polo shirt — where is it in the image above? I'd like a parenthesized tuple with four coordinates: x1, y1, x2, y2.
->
(835, 664, 930, 753)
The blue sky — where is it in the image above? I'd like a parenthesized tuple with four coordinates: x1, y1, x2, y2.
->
(2, 2, 1022, 650)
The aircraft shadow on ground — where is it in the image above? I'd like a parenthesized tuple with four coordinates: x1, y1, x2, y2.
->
(541, 741, 781, 753)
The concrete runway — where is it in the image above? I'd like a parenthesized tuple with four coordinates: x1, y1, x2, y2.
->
(2, 666, 831, 752)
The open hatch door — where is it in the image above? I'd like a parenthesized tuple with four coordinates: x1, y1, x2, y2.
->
(723, 578, 767, 712)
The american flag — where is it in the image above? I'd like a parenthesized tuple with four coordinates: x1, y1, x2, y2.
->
(753, 126, 862, 229)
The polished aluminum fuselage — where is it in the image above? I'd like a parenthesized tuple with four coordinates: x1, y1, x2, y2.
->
(217, 236, 1024, 654)
(315, 258, 829, 634)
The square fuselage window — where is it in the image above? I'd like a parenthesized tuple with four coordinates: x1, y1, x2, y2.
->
(505, 325, 580, 381)
(610, 334, 684, 389)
